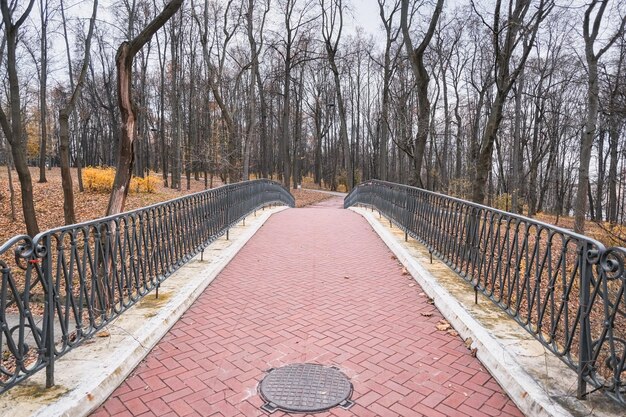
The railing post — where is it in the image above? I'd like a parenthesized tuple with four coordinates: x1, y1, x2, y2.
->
(577, 243, 593, 399)
(43, 235, 55, 388)
(226, 188, 230, 240)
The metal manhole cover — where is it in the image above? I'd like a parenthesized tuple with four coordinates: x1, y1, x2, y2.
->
(258, 363, 354, 414)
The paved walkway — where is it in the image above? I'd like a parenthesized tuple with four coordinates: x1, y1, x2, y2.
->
(92, 198, 523, 417)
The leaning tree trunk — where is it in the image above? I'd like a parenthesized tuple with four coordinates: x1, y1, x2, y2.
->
(107, 0, 183, 216)
(472, 93, 505, 204)
(59, 112, 77, 224)
(107, 42, 136, 215)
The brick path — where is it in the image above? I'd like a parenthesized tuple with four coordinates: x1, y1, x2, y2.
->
(92, 198, 523, 417)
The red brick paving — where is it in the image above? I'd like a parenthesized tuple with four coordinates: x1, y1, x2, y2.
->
(92, 197, 523, 417)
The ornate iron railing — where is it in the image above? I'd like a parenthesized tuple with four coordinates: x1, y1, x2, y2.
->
(0, 179, 294, 393)
(345, 180, 626, 406)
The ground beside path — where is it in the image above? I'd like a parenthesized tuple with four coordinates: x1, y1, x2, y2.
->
(92, 197, 523, 417)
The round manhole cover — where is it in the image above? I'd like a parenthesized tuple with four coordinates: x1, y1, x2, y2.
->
(258, 363, 354, 413)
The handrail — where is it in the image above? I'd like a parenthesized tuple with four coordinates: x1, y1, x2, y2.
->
(345, 179, 626, 406)
(0, 179, 294, 393)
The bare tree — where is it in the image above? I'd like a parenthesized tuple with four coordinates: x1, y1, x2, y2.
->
(194, 0, 245, 183)
(400, 0, 443, 187)
(321, 0, 353, 190)
(0, 0, 39, 236)
(58, 0, 98, 225)
(107, 0, 183, 216)
(605, 39, 626, 224)
(470, 0, 553, 204)
(574, 0, 626, 233)
(376, 0, 401, 181)
(274, 0, 316, 188)
(37, 0, 49, 183)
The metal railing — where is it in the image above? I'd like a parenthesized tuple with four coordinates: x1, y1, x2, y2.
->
(0, 179, 294, 393)
(345, 180, 626, 406)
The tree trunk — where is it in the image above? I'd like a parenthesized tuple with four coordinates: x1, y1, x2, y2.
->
(107, 0, 183, 216)
(401, 0, 443, 188)
(574, 0, 626, 233)
(470, 0, 552, 204)
(574, 56, 599, 233)
(472, 92, 505, 204)
(329, 61, 353, 190)
(4, 149, 16, 221)
(454, 85, 462, 181)
(57, 0, 97, 225)
(511, 76, 523, 213)
(281, 57, 292, 188)
(608, 124, 619, 223)
(595, 130, 605, 221)
(440, 63, 450, 191)
(0, 0, 39, 236)
(256, 71, 269, 178)
(59, 112, 77, 224)
(38, 0, 48, 183)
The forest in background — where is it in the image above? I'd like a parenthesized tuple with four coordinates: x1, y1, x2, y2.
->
(0, 0, 625, 239)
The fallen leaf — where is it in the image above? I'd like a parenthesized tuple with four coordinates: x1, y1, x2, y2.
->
(96, 330, 110, 338)
(447, 330, 459, 337)
(464, 337, 473, 349)
(401, 267, 409, 275)
(343, 276, 350, 279)
(391, 255, 397, 260)
(420, 312, 433, 317)
(408, 283, 415, 287)
(427, 297, 434, 305)
(436, 320, 451, 331)
(470, 348, 477, 357)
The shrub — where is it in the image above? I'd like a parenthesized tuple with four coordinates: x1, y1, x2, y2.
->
(130, 174, 158, 194)
(83, 167, 116, 193)
(83, 167, 158, 194)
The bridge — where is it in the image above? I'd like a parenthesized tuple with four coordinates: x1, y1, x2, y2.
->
(0, 180, 624, 416)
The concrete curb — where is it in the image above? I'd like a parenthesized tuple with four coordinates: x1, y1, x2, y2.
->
(350, 207, 616, 417)
(0, 206, 288, 417)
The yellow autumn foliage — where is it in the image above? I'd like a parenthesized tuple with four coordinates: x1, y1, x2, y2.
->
(130, 175, 158, 194)
(83, 167, 157, 194)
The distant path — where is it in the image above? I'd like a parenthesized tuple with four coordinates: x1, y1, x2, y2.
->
(92, 201, 522, 417)
(302, 188, 348, 197)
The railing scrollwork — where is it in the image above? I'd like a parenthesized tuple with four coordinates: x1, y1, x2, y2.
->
(0, 179, 293, 393)
(345, 179, 626, 406)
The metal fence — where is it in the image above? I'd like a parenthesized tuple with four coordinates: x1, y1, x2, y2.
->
(345, 180, 626, 405)
(0, 179, 294, 393)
